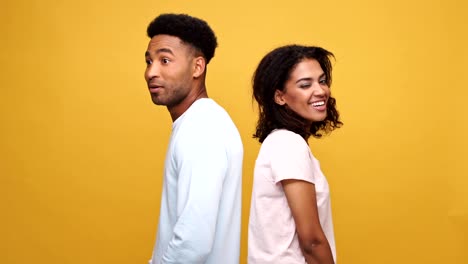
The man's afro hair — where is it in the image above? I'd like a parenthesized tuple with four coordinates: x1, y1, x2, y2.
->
(147, 13, 218, 64)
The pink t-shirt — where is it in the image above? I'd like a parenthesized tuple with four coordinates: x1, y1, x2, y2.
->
(248, 129, 336, 263)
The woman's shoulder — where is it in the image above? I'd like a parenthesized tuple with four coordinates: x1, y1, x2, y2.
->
(265, 129, 305, 143)
(262, 129, 308, 151)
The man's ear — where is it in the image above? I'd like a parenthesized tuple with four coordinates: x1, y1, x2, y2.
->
(193, 56, 206, 78)
(274, 89, 286, 105)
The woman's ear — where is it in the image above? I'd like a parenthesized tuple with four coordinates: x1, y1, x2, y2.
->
(193, 56, 206, 78)
(274, 89, 286, 105)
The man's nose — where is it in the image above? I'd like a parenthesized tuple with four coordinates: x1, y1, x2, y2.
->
(145, 63, 159, 81)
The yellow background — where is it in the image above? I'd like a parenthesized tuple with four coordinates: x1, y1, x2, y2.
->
(1, 0, 467, 263)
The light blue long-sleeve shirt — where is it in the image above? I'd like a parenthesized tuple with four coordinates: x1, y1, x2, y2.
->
(149, 99, 243, 264)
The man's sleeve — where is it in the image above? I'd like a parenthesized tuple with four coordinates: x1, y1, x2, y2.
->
(161, 137, 227, 263)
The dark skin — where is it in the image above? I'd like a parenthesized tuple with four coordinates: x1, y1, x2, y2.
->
(282, 179, 334, 264)
(276, 58, 335, 263)
(144, 34, 207, 121)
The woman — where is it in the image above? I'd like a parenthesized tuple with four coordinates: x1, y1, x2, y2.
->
(248, 45, 342, 264)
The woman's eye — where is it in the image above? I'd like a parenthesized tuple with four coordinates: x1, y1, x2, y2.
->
(145, 59, 152, 65)
(319, 79, 327, 84)
(299, 83, 311, 88)
(162, 58, 170, 64)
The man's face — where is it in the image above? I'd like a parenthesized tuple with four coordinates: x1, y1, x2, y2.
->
(144, 35, 195, 107)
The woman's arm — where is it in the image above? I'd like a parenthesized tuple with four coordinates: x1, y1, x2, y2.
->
(282, 179, 334, 264)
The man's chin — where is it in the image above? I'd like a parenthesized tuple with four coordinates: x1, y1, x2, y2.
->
(151, 95, 166, 106)
(152, 100, 166, 106)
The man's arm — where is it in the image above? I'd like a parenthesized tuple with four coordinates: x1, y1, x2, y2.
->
(161, 141, 227, 263)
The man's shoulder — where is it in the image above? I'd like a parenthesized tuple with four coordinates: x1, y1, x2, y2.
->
(193, 98, 231, 120)
(183, 99, 237, 131)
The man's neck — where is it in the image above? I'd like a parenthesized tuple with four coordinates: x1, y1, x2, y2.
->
(168, 87, 208, 122)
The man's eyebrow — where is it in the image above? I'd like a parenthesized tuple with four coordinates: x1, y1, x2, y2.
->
(145, 48, 174, 57)
(156, 48, 174, 55)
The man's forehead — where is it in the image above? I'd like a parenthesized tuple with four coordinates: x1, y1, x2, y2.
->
(147, 35, 189, 52)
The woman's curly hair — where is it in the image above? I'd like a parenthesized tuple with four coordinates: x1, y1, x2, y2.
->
(253, 45, 343, 143)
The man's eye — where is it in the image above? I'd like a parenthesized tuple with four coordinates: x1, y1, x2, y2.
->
(162, 58, 170, 64)
(145, 59, 152, 65)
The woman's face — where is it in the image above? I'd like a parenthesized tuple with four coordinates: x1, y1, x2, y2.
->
(274, 58, 330, 123)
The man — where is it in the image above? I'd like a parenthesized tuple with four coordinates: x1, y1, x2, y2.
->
(144, 14, 243, 264)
